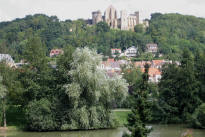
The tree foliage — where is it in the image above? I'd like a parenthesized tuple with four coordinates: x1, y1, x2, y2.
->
(156, 49, 201, 123)
(18, 46, 128, 131)
(191, 103, 205, 129)
(124, 64, 152, 137)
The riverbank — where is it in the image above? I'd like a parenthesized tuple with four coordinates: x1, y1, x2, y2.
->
(0, 126, 19, 131)
(4, 109, 130, 132)
(113, 109, 131, 127)
(1, 125, 205, 137)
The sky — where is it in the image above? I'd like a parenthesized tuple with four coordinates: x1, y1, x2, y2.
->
(0, 0, 205, 22)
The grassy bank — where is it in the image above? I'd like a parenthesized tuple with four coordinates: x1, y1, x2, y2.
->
(113, 109, 131, 127)
(5, 109, 131, 131)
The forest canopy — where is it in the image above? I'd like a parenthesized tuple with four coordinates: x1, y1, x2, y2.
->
(0, 13, 204, 61)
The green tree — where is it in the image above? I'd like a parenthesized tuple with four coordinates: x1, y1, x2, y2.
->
(179, 48, 201, 121)
(0, 75, 8, 127)
(194, 50, 205, 102)
(121, 64, 142, 108)
(191, 103, 205, 129)
(134, 24, 144, 34)
(25, 98, 56, 131)
(19, 36, 56, 130)
(96, 22, 110, 33)
(157, 63, 181, 123)
(157, 49, 201, 123)
(60, 47, 128, 130)
(124, 63, 152, 137)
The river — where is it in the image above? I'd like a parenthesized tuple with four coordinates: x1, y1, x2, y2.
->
(0, 125, 204, 137)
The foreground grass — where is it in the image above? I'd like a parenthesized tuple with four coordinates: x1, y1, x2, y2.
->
(113, 109, 131, 127)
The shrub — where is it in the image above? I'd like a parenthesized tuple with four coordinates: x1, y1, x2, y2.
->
(25, 98, 57, 131)
(190, 103, 205, 129)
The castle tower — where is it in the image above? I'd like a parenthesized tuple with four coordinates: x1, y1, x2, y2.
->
(104, 5, 118, 29)
(92, 10, 103, 24)
(120, 10, 128, 30)
(135, 11, 140, 25)
(127, 11, 140, 31)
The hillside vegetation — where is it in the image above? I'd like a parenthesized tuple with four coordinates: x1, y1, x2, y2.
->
(0, 13, 205, 61)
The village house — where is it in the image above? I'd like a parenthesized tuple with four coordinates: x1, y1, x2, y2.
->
(141, 67, 161, 83)
(100, 58, 179, 83)
(100, 58, 128, 77)
(111, 49, 122, 57)
(135, 60, 165, 69)
(111, 46, 138, 58)
(146, 43, 158, 53)
(50, 49, 64, 57)
(0, 54, 15, 67)
(122, 46, 138, 57)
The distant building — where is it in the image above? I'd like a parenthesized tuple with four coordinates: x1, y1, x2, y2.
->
(100, 58, 180, 82)
(104, 5, 118, 29)
(111, 49, 122, 57)
(92, 10, 103, 24)
(121, 11, 139, 31)
(123, 46, 138, 57)
(146, 43, 158, 53)
(0, 54, 15, 67)
(99, 58, 128, 77)
(50, 49, 64, 57)
(145, 68, 161, 83)
(92, 5, 139, 31)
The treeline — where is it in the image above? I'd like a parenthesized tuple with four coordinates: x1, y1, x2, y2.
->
(0, 36, 128, 131)
(122, 48, 205, 131)
(149, 13, 205, 60)
(154, 48, 205, 128)
(0, 13, 205, 61)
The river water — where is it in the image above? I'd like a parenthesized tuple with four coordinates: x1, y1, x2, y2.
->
(0, 125, 204, 137)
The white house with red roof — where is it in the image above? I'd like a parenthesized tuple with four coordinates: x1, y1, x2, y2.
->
(111, 49, 122, 57)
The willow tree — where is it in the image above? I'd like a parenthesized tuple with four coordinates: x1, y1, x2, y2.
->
(61, 47, 128, 130)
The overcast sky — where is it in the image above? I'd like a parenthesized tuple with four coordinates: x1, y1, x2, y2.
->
(0, 0, 205, 22)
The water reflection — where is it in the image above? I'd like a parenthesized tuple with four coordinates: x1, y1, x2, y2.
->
(0, 125, 205, 137)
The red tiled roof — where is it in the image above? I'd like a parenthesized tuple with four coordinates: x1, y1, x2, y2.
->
(135, 61, 151, 67)
(107, 58, 115, 63)
(152, 60, 164, 65)
(111, 49, 121, 50)
(141, 68, 161, 76)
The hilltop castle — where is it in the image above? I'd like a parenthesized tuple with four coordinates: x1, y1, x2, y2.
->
(91, 5, 140, 31)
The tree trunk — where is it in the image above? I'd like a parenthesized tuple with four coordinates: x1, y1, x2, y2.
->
(3, 99, 6, 127)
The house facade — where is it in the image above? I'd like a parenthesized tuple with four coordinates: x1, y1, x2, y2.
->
(100, 58, 167, 83)
(50, 49, 64, 57)
(0, 54, 15, 67)
(111, 49, 122, 57)
(146, 43, 158, 53)
(123, 46, 137, 57)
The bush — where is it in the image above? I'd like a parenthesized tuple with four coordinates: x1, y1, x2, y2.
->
(6, 105, 25, 127)
(25, 99, 57, 131)
(190, 103, 205, 129)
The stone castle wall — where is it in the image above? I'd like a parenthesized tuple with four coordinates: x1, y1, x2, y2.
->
(92, 5, 139, 31)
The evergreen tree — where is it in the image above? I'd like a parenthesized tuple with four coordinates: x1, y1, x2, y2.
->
(124, 63, 152, 137)
(178, 48, 201, 121)
(158, 63, 181, 123)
